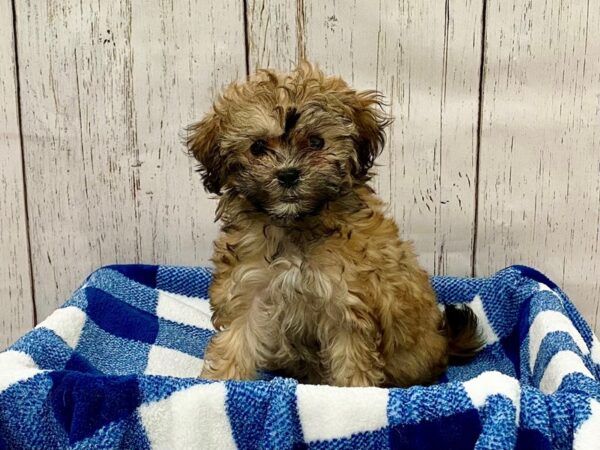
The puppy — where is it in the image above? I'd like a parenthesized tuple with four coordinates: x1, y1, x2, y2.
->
(187, 62, 482, 387)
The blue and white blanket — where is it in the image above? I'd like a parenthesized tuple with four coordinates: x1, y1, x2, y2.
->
(1, 264, 600, 449)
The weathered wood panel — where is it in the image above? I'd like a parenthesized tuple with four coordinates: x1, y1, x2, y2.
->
(476, 0, 600, 333)
(301, 0, 484, 276)
(4, 0, 599, 340)
(16, 0, 245, 321)
(0, 0, 34, 349)
(16, 1, 141, 322)
(129, 0, 245, 267)
(247, 0, 300, 71)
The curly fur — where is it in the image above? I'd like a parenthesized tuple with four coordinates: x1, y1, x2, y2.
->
(187, 62, 482, 387)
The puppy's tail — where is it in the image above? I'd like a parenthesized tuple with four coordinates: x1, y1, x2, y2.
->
(443, 304, 484, 364)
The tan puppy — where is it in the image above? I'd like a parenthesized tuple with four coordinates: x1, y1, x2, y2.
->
(187, 62, 481, 387)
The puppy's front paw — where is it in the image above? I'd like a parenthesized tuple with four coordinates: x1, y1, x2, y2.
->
(199, 358, 255, 381)
(199, 328, 258, 381)
(199, 362, 225, 380)
(331, 369, 385, 387)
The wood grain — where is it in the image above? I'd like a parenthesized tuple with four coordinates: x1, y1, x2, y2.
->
(4, 0, 600, 344)
(129, 0, 245, 270)
(476, 0, 600, 333)
(0, 0, 34, 350)
(15, 0, 245, 321)
(301, 0, 483, 276)
(246, 0, 300, 71)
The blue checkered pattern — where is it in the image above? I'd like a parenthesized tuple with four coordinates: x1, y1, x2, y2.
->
(1, 264, 599, 449)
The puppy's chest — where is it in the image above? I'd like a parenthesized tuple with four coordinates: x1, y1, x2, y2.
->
(265, 246, 339, 307)
(228, 227, 349, 316)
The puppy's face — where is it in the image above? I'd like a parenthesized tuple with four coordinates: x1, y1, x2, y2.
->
(187, 63, 390, 222)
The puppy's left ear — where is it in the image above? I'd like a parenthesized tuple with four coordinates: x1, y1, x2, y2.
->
(350, 91, 392, 179)
(186, 112, 224, 195)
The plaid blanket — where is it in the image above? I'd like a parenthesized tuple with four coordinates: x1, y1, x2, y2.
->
(1, 264, 599, 449)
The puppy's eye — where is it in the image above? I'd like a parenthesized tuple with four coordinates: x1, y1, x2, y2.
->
(250, 139, 268, 156)
(308, 135, 324, 150)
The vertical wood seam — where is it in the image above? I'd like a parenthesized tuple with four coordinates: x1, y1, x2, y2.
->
(10, 0, 37, 324)
(296, 0, 306, 61)
(243, 0, 250, 77)
(125, 1, 143, 264)
(471, 0, 488, 278)
(435, 0, 451, 275)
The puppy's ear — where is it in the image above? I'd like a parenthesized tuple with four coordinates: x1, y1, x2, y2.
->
(350, 91, 392, 179)
(186, 112, 224, 194)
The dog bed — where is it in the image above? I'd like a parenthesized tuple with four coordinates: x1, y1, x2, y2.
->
(0, 264, 599, 449)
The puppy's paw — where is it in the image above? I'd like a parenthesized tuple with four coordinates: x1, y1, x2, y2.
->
(199, 362, 223, 380)
(331, 368, 385, 387)
(199, 360, 255, 381)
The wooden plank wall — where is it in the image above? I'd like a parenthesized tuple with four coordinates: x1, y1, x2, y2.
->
(14, 0, 245, 322)
(477, 0, 600, 331)
(0, 0, 34, 349)
(1, 0, 599, 348)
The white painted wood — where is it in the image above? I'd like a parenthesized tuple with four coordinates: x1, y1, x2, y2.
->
(15, 0, 245, 321)
(129, 0, 245, 268)
(5, 0, 599, 339)
(247, 0, 300, 71)
(302, 0, 483, 276)
(15, 1, 141, 322)
(0, 0, 34, 350)
(476, 0, 600, 334)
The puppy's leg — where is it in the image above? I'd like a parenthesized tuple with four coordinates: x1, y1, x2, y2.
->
(323, 299, 385, 387)
(201, 318, 258, 380)
(201, 268, 266, 381)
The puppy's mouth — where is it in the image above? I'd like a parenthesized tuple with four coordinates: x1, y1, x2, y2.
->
(280, 194, 300, 204)
(242, 180, 343, 223)
(270, 200, 305, 217)
(259, 197, 312, 223)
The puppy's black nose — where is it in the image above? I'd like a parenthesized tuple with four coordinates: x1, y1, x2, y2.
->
(277, 168, 300, 188)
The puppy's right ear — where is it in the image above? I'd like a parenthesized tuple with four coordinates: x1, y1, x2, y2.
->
(186, 112, 224, 194)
